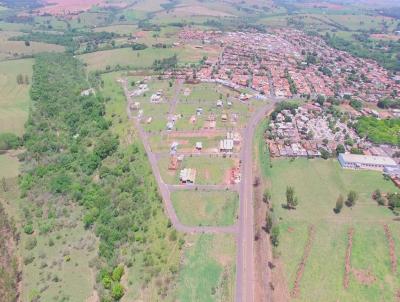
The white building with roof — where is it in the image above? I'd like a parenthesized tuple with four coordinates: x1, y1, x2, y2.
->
(338, 153, 397, 171)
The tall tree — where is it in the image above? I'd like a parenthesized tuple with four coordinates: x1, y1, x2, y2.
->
(334, 194, 344, 213)
(286, 186, 298, 209)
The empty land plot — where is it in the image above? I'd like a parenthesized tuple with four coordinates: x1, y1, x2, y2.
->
(159, 156, 235, 185)
(148, 134, 223, 153)
(0, 31, 64, 60)
(0, 154, 19, 178)
(94, 24, 138, 35)
(19, 202, 98, 302)
(177, 234, 236, 302)
(79, 47, 177, 71)
(0, 58, 33, 135)
(268, 158, 399, 301)
(171, 191, 238, 226)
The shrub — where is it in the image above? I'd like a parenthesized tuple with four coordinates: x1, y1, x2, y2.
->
(111, 283, 124, 300)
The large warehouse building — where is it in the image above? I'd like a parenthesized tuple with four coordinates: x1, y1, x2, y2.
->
(338, 153, 398, 171)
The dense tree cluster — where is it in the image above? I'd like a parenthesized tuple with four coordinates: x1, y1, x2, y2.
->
(354, 117, 400, 146)
(20, 53, 182, 301)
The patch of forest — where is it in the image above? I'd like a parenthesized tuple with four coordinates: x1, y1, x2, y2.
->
(20, 53, 183, 301)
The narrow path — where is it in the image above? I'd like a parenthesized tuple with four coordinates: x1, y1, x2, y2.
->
(168, 184, 239, 192)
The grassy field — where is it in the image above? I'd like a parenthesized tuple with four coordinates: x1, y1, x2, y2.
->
(159, 156, 235, 185)
(0, 154, 19, 178)
(0, 58, 33, 135)
(79, 46, 206, 71)
(267, 158, 400, 301)
(94, 24, 138, 35)
(172, 190, 238, 226)
(0, 31, 64, 60)
(177, 234, 236, 302)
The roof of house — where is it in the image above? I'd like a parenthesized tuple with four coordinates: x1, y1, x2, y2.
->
(339, 153, 397, 166)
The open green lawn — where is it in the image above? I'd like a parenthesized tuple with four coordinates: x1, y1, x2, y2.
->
(94, 24, 138, 35)
(177, 234, 236, 302)
(172, 191, 238, 226)
(0, 58, 33, 135)
(159, 156, 235, 185)
(0, 154, 19, 178)
(79, 46, 204, 71)
(268, 158, 400, 301)
(0, 31, 64, 61)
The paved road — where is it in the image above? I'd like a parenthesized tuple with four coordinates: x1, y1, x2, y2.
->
(236, 100, 278, 302)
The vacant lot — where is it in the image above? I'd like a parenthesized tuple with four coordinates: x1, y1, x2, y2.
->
(0, 58, 33, 135)
(177, 234, 236, 302)
(79, 46, 204, 71)
(0, 31, 64, 60)
(268, 158, 400, 301)
(172, 191, 238, 226)
(0, 154, 19, 178)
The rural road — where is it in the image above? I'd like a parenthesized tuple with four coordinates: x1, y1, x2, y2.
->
(121, 77, 279, 302)
(236, 100, 278, 302)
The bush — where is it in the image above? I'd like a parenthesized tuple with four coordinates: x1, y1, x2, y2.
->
(271, 225, 280, 247)
(24, 224, 34, 235)
(112, 265, 124, 282)
(0, 133, 21, 150)
(25, 237, 37, 250)
(111, 283, 124, 300)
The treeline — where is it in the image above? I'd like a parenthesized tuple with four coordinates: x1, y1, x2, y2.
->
(21, 53, 182, 301)
(324, 33, 400, 71)
(10, 31, 119, 53)
(0, 202, 19, 302)
(153, 54, 178, 71)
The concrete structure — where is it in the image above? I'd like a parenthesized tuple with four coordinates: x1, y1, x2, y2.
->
(220, 139, 234, 153)
(179, 168, 196, 183)
(338, 153, 397, 171)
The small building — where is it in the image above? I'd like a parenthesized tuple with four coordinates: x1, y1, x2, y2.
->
(338, 153, 397, 171)
(195, 142, 203, 150)
(220, 139, 234, 153)
(179, 168, 196, 184)
(170, 141, 179, 153)
(166, 122, 174, 130)
(221, 113, 228, 122)
(217, 100, 223, 108)
(196, 108, 203, 115)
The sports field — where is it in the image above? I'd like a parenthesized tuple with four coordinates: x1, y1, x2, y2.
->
(0, 59, 33, 135)
(268, 158, 400, 301)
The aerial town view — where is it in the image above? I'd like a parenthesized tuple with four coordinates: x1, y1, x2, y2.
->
(0, 0, 400, 301)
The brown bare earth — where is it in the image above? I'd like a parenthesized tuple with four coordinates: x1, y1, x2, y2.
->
(36, 0, 105, 15)
(383, 224, 397, 274)
(254, 171, 271, 302)
(352, 268, 376, 285)
(344, 228, 354, 289)
(291, 225, 315, 298)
